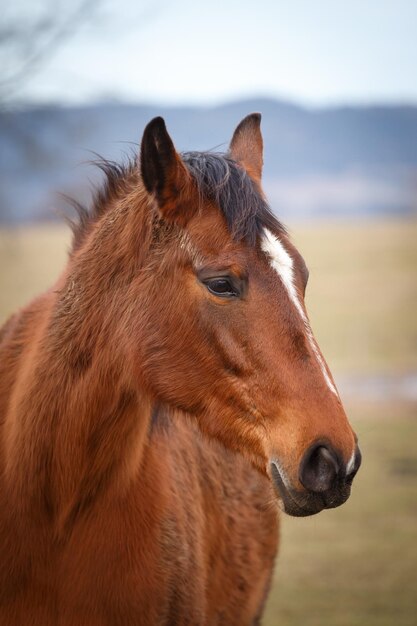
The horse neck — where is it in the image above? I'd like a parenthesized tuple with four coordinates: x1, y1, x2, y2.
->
(5, 187, 155, 530)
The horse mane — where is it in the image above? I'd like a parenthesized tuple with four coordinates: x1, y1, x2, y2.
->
(182, 152, 286, 244)
(67, 151, 286, 253)
(67, 157, 138, 253)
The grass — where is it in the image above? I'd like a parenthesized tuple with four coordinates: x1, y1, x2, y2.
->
(291, 219, 417, 373)
(264, 403, 417, 626)
(0, 219, 416, 624)
(0, 225, 70, 323)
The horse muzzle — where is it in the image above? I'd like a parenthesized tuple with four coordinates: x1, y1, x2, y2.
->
(270, 444, 362, 517)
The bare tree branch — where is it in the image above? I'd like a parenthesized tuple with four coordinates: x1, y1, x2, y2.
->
(0, 0, 99, 103)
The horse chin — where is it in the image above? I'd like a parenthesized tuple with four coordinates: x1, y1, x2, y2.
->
(270, 461, 352, 517)
(276, 491, 325, 518)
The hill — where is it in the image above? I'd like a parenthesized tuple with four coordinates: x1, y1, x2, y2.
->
(1, 98, 416, 222)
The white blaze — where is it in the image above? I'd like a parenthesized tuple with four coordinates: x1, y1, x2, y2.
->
(346, 450, 356, 475)
(261, 228, 339, 397)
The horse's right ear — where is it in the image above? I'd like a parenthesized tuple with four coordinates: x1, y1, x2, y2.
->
(140, 117, 195, 225)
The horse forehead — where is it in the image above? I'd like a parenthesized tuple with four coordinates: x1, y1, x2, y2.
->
(185, 216, 248, 259)
(179, 211, 298, 274)
(260, 228, 295, 268)
(255, 230, 295, 287)
(179, 226, 295, 275)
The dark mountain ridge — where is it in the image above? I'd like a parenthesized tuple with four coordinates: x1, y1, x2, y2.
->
(1, 98, 416, 222)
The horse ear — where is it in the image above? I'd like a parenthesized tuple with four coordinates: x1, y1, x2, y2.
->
(229, 112, 263, 182)
(140, 117, 195, 225)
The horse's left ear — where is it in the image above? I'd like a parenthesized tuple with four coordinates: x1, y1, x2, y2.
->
(229, 112, 263, 182)
(140, 116, 195, 225)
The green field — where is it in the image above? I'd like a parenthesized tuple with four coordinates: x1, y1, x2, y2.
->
(0, 219, 416, 625)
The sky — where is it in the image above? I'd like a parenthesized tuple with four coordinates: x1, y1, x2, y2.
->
(7, 0, 417, 107)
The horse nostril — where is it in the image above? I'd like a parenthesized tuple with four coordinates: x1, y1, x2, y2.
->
(299, 445, 340, 493)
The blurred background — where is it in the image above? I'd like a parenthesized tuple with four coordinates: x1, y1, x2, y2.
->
(1, 1, 416, 624)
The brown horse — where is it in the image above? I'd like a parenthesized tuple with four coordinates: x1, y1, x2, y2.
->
(0, 113, 361, 625)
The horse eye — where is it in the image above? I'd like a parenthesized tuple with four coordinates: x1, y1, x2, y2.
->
(204, 278, 239, 297)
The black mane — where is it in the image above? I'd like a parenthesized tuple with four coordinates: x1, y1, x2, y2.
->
(182, 152, 285, 245)
(69, 151, 285, 251)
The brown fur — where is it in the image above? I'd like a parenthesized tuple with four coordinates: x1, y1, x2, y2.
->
(0, 114, 357, 624)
